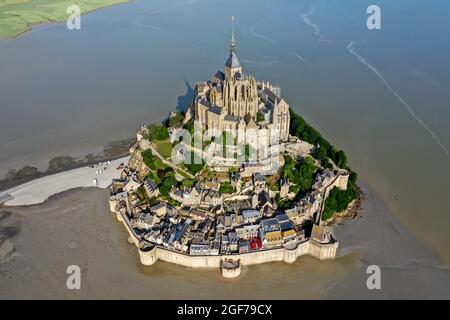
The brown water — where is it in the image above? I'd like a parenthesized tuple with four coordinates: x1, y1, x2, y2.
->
(0, 0, 450, 292)
(2, 187, 450, 299)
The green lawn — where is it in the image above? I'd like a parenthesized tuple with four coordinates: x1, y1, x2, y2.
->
(219, 182, 235, 194)
(0, 0, 131, 39)
(181, 178, 196, 187)
(182, 152, 205, 176)
(156, 140, 173, 159)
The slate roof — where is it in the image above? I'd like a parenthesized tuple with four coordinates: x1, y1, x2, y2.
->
(225, 51, 241, 68)
(214, 71, 225, 82)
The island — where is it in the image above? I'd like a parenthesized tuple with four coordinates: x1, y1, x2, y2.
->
(108, 22, 362, 278)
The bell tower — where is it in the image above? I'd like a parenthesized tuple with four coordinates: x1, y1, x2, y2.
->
(224, 16, 242, 80)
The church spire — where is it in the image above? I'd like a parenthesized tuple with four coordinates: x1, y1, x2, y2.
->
(225, 16, 242, 80)
(230, 16, 237, 53)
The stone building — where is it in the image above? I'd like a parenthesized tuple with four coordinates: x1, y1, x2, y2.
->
(193, 19, 290, 151)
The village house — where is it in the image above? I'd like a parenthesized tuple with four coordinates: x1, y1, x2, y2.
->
(259, 218, 283, 248)
(253, 173, 266, 190)
(209, 240, 220, 255)
(235, 224, 260, 240)
(144, 178, 159, 198)
(276, 214, 296, 242)
(285, 205, 309, 226)
(124, 174, 141, 193)
(200, 189, 222, 207)
(220, 234, 230, 254)
(239, 240, 250, 253)
(256, 190, 274, 217)
(228, 232, 239, 252)
(133, 212, 160, 230)
(189, 209, 209, 221)
(169, 187, 185, 203)
(242, 209, 262, 224)
(279, 179, 291, 198)
(313, 169, 335, 191)
(190, 242, 210, 255)
(150, 202, 174, 219)
(230, 172, 242, 193)
(199, 178, 221, 192)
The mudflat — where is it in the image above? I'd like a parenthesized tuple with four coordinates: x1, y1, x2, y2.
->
(1, 183, 449, 299)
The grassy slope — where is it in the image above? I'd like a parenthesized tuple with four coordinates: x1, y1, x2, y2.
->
(156, 140, 173, 159)
(0, 0, 130, 39)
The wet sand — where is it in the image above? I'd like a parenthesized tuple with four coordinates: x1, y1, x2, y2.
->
(1, 183, 449, 299)
(0, 157, 128, 206)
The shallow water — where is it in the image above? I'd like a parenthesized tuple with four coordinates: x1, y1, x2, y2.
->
(2, 187, 450, 299)
(0, 0, 449, 269)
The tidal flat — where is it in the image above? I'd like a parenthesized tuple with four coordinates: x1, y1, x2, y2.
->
(1, 183, 449, 299)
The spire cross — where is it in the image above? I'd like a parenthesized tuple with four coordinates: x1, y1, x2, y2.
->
(231, 16, 236, 53)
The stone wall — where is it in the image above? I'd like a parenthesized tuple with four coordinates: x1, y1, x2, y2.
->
(110, 198, 339, 278)
(136, 239, 338, 272)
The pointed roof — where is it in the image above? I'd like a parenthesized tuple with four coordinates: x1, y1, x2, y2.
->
(225, 51, 241, 69)
(225, 16, 241, 69)
(244, 113, 257, 128)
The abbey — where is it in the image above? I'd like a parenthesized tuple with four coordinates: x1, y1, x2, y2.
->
(193, 20, 290, 146)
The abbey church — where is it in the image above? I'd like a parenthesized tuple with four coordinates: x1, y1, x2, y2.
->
(193, 19, 290, 146)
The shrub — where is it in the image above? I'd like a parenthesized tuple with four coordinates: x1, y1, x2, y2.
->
(147, 124, 169, 141)
(159, 176, 178, 196)
(167, 112, 184, 128)
(219, 182, 235, 194)
(322, 182, 358, 221)
(142, 149, 164, 170)
(280, 156, 316, 195)
(290, 108, 348, 168)
(184, 152, 205, 175)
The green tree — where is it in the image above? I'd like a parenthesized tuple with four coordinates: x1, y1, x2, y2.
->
(322, 183, 358, 221)
(184, 152, 205, 175)
(280, 156, 316, 195)
(182, 179, 197, 187)
(315, 145, 328, 161)
(142, 149, 164, 170)
(219, 182, 235, 194)
(349, 171, 358, 184)
(335, 150, 348, 168)
(159, 176, 178, 196)
(290, 108, 348, 168)
(321, 158, 334, 170)
(147, 124, 169, 141)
